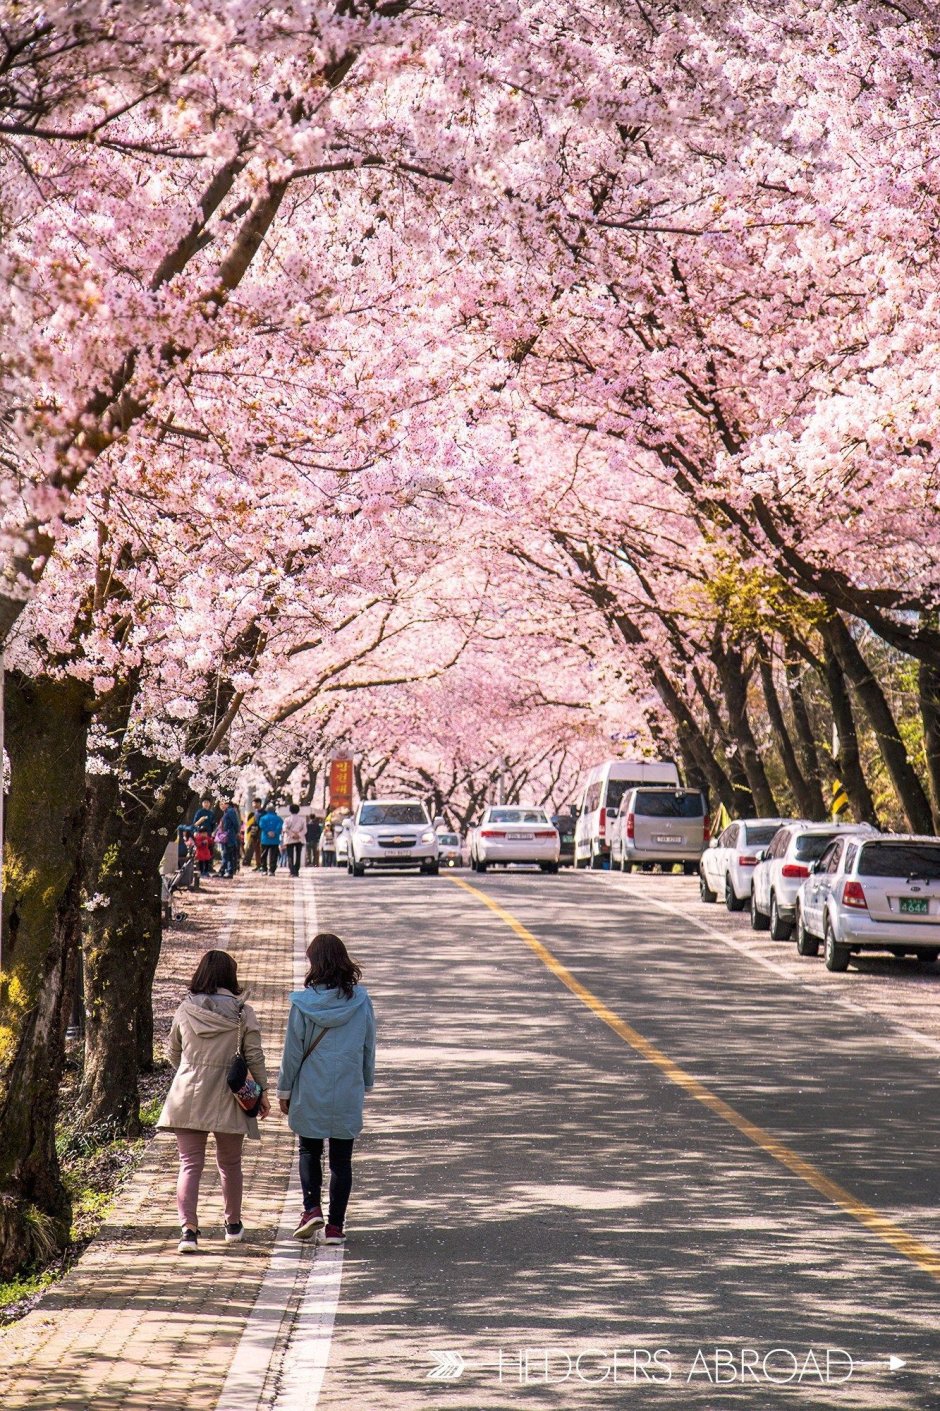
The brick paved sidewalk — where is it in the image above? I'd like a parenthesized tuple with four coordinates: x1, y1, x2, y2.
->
(0, 872, 309, 1411)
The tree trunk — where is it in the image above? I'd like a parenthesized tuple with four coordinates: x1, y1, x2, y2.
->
(820, 639, 879, 825)
(758, 653, 820, 819)
(689, 664, 755, 808)
(80, 766, 190, 1135)
(783, 652, 827, 815)
(0, 673, 89, 1278)
(823, 615, 933, 833)
(918, 656, 940, 831)
(715, 647, 778, 816)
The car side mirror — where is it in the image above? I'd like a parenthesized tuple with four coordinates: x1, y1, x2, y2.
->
(754, 849, 766, 863)
(808, 860, 819, 874)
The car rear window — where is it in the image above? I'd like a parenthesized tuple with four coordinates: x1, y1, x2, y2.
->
(359, 804, 429, 826)
(632, 791, 705, 818)
(794, 833, 840, 862)
(745, 824, 781, 846)
(490, 809, 549, 824)
(605, 779, 646, 812)
(857, 843, 940, 880)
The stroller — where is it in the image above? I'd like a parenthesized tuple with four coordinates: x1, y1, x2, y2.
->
(160, 831, 195, 926)
(161, 858, 193, 925)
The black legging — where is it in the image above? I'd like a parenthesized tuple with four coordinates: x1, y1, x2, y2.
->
(261, 843, 280, 874)
(299, 1136, 355, 1226)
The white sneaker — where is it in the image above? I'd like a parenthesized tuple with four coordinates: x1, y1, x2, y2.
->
(178, 1227, 198, 1254)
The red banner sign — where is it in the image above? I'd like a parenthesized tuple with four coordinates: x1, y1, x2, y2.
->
(329, 757, 354, 814)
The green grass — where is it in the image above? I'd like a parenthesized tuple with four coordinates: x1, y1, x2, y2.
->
(139, 1095, 164, 1127)
(0, 1269, 57, 1312)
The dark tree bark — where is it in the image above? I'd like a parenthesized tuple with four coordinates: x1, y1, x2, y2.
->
(823, 615, 933, 833)
(919, 656, 940, 831)
(0, 673, 90, 1277)
(783, 651, 827, 816)
(714, 646, 778, 816)
(80, 751, 199, 1135)
(688, 663, 754, 808)
(758, 651, 821, 819)
(820, 639, 879, 825)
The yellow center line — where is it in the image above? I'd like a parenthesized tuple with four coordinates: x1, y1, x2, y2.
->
(448, 875, 940, 1283)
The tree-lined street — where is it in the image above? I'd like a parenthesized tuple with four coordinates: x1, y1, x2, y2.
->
(3, 1, 940, 1402)
(2, 868, 936, 1408)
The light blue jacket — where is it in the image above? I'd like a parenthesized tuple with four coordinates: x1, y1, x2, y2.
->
(276, 984, 376, 1139)
(258, 810, 283, 846)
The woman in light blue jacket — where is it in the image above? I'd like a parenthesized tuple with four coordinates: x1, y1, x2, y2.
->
(277, 932, 375, 1244)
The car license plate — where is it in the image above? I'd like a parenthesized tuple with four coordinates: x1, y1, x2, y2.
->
(900, 897, 929, 915)
(513, 832, 534, 840)
(654, 835, 682, 844)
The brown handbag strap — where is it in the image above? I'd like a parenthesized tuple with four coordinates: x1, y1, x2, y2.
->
(299, 1025, 328, 1067)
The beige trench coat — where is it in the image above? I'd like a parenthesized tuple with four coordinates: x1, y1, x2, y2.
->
(157, 989, 269, 1139)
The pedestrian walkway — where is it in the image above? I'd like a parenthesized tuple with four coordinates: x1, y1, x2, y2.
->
(0, 873, 322, 1411)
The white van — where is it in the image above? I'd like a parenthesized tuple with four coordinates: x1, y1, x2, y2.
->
(574, 758, 681, 868)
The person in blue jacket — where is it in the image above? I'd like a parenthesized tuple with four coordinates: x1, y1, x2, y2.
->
(218, 799, 241, 878)
(277, 932, 376, 1244)
(257, 803, 283, 876)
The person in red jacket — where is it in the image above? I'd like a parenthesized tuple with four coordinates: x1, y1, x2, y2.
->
(194, 826, 213, 877)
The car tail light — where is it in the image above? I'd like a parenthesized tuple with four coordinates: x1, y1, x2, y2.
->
(534, 830, 557, 838)
(480, 829, 505, 838)
(598, 809, 606, 838)
(781, 863, 809, 879)
(626, 813, 635, 842)
(738, 855, 759, 867)
(842, 880, 868, 910)
(703, 813, 711, 843)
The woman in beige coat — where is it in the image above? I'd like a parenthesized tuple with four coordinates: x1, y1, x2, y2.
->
(157, 950, 269, 1253)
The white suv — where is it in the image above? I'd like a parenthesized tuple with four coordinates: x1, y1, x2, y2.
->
(347, 799, 439, 876)
(750, 822, 879, 940)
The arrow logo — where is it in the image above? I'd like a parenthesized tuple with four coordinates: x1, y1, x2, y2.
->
(889, 1356, 906, 1372)
(427, 1351, 465, 1381)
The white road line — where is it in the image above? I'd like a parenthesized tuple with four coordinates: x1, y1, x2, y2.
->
(599, 873, 940, 1058)
(271, 877, 345, 1411)
(271, 1244, 344, 1411)
(216, 875, 345, 1411)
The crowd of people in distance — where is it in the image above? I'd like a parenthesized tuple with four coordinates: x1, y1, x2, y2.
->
(166, 795, 350, 884)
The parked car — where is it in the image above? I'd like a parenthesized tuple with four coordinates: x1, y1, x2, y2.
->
(609, 786, 709, 874)
(574, 758, 681, 869)
(346, 799, 439, 875)
(794, 834, 940, 971)
(334, 817, 351, 866)
(699, 818, 797, 911)
(436, 831, 462, 868)
(750, 821, 879, 940)
(468, 806, 560, 872)
(552, 809, 579, 867)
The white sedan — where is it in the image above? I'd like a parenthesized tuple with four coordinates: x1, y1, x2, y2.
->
(469, 806, 560, 873)
(699, 818, 795, 911)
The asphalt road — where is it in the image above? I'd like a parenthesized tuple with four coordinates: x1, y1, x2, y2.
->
(308, 867, 940, 1411)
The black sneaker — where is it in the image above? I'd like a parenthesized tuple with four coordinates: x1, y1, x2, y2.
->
(178, 1227, 198, 1254)
(224, 1221, 244, 1243)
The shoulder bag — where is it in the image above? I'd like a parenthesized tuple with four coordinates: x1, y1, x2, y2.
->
(226, 1009, 263, 1116)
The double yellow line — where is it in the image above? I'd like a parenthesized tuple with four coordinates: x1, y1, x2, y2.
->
(449, 875, 940, 1283)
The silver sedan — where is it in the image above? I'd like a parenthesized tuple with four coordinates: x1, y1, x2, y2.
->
(795, 834, 940, 972)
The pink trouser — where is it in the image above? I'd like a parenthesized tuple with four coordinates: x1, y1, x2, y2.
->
(175, 1129, 244, 1229)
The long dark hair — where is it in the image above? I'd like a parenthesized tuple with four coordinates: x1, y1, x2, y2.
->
(190, 949, 242, 995)
(304, 932, 361, 999)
